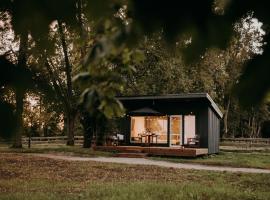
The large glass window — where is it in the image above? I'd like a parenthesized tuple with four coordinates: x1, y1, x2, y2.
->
(184, 115, 196, 144)
(170, 115, 182, 146)
(130, 116, 168, 144)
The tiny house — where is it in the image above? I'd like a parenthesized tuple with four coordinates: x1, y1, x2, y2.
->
(118, 93, 223, 154)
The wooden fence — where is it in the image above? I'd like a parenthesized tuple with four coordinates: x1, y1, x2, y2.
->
(22, 136, 84, 145)
(221, 138, 270, 144)
(220, 138, 270, 149)
(19, 136, 270, 146)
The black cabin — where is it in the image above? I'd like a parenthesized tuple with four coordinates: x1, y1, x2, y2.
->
(118, 93, 223, 154)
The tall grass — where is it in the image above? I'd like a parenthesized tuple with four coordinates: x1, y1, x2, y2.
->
(1, 181, 269, 200)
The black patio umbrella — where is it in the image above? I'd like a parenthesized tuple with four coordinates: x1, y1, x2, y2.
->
(128, 107, 163, 116)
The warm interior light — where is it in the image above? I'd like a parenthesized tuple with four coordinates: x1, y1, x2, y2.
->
(130, 116, 167, 144)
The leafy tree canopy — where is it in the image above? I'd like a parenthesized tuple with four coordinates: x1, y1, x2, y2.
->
(1, 0, 270, 139)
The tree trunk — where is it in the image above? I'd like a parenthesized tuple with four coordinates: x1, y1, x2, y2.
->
(12, 89, 24, 148)
(80, 112, 94, 148)
(12, 31, 28, 148)
(222, 96, 231, 138)
(256, 124, 262, 138)
(77, 0, 87, 58)
(44, 125, 48, 137)
(66, 111, 75, 145)
(58, 20, 75, 146)
(83, 124, 94, 148)
(77, 4, 94, 148)
(251, 115, 255, 138)
(96, 116, 107, 146)
(83, 128, 93, 148)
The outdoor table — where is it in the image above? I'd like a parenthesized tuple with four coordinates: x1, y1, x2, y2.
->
(139, 132, 158, 146)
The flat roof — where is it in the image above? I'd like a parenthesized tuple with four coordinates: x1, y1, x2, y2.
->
(117, 93, 223, 118)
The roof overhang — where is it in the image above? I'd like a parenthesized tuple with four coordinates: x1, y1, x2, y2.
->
(117, 93, 223, 118)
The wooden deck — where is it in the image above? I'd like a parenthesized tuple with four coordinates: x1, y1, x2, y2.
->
(94, 146, 208, 157)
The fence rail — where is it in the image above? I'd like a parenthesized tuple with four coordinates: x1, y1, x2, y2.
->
(221, 138, 270, 145)
(19, 136, 270, 146)
(22, 136, 84, 144)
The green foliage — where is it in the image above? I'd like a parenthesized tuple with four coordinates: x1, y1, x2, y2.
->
(0, 101, 15, 138)
(0, 54, 54, 139)
(0, 55, 32, 91)
(74, 64, 126, 119)
(1, 0, 270, 139)
(122, 30, 269, 138)
(74, 15, 143, 121)
(121, 33, 190, 95)
(0, 0, 270, 105)
(84, 0, 119, 21)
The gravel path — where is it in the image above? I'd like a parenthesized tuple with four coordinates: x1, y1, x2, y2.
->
(32, 154, 270, 174)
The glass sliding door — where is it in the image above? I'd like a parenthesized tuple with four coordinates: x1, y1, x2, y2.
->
(170, 115, 182, 146)
(130, 117, 145, 143)
(184, 115, 196, 144)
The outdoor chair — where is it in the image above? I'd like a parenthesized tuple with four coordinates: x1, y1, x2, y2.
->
(116, 134, 124, 145)
(105, 135, 118, 146)
(186, 135, 200, 147)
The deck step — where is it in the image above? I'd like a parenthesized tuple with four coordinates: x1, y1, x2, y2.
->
(94, 146, 208, 157)
(120, 149, 143, 153)
(114, 153, 148, 158)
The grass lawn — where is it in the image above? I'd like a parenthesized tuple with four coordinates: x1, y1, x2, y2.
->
(1, 153, 270, 200)
(1, 144, 270, 169)
(150, 151, 270, 169)
(0, 144, 114, 157)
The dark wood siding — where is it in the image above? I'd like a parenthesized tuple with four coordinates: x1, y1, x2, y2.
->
(208, 108, 220, 154)
(119, 116, 130, 145)
(196, 107, 208, 149)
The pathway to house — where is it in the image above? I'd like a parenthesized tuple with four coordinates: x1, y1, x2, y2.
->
(32, 153, 270, 174)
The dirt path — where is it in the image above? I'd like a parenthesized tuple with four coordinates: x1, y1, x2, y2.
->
(31, 153, 270, 174)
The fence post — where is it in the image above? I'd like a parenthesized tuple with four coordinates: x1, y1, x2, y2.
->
(28, 134, 31, 148)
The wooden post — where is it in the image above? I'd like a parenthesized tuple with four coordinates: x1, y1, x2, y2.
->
(167, 115, 170, 147)
(28, 133, 31, 148)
